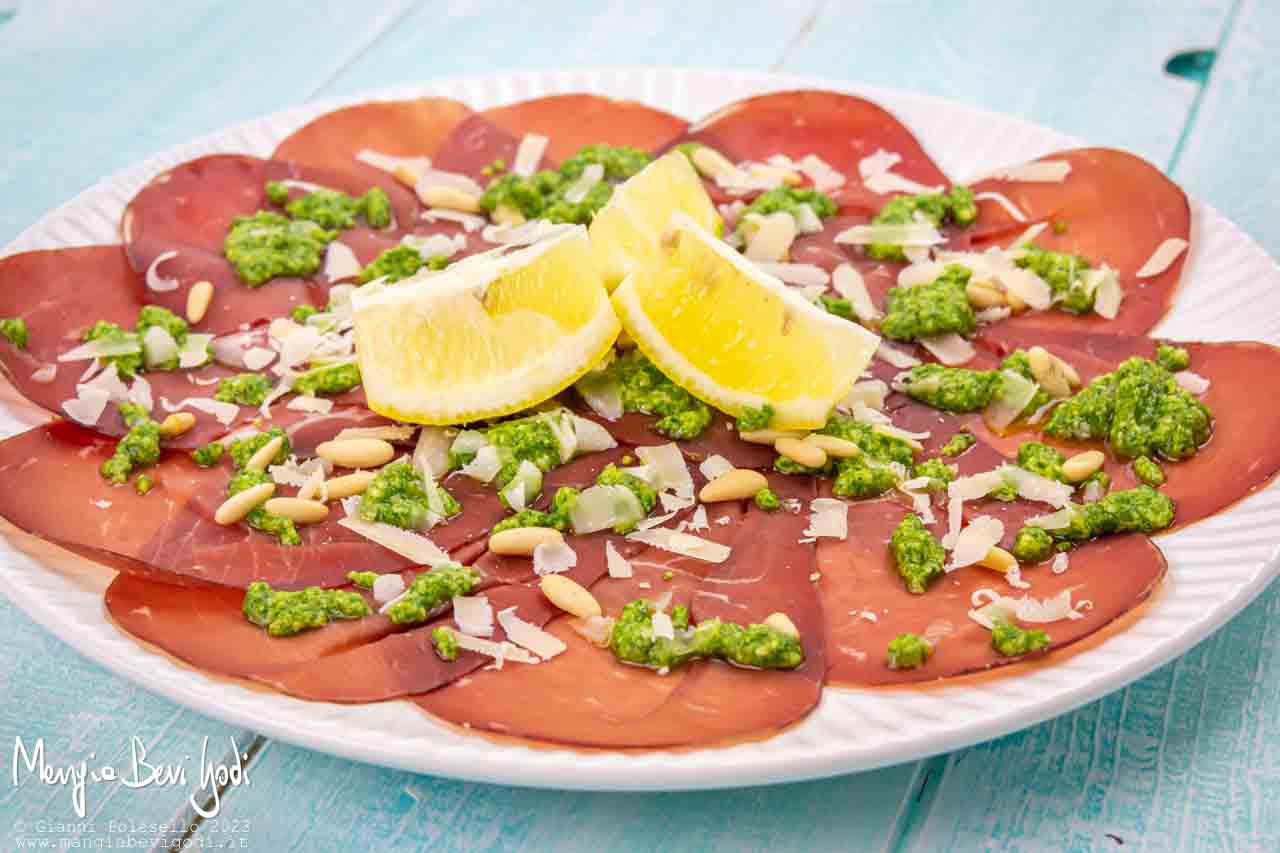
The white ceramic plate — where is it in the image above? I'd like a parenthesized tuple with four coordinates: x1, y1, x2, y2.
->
(2, 68, 1279, 791)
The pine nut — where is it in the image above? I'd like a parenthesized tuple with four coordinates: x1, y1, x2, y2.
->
(214, 482, 274, 525)
(690, 146, 737, 180)
(775, 436, 828, 469)
(417, 184, 481, 213)
(1062, 450, 1105, 483)
(297, 470, 326, 502)
(393, 164, 421, 188)
(965, 280, 1005, 309)
(491, 204, 526, 226)
(747, 163, 802, 186)
(1005, 288, 1028, 312)
(539, 574, 601, 619)
(739, 428, 805, 445)
(323, 470, 377, 500)
(699, 468, 769, 503)
(804, 434, 861, 458)
(978, 546, 1018, 574)
(245, 435, 285, 473)
(763, 611, 800, 638)
(316, 438, 395, 469)
(489, 526, 565, 557)
(1059, 358, 1082, 388)
(1028, 346, 1072, 398)
(159, 411, 196, 438)
(186, 280, 214, 324)
(263, 497, 329, 525)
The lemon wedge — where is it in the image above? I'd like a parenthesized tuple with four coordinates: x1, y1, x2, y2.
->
(351, 227, 620, 424)
(588, 150, 721, 290)
(612, 213, 881, 429)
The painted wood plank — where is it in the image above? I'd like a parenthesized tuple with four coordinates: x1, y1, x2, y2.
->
(0, 0, 415, 245)
(784, 0, 1232, 167)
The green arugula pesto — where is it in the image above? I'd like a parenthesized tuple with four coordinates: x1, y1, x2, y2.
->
(214, 373, 272, 406)
(243, 581, 370, 637)
(82, 305, 200, 380)
(608, 598, 804, 671)
(588, 350, 712, 440)
(890, 514, 946, 594)
(897, 363, 1002, 412)
(357, 245, 449, 284)
(134, 474, 155, 495)
(432, 626, 460, 661)
(1011, 526, 1054, 563)
(293, 362, 361, 396)
(190, 441, 224, 468)
(887, 632, 933, 669)
(1019, 485, 1175, 554)
(939, 430, 976, 457)
(384, 564, 480, 625)
(1044, 356, 1212, 459)
(1133, 456, 1165, 486)
(754, 488, 781, 511)
(1156, 343, 1191, 373)
(135, 305, 190, 368)
(346, 571, 378, 589)
(774, 414, 916, 500)
(736, 403, 774, 432)
(358, 462, 460, 530)
(734, 186, 837, 239)
(1014, 245, 1096, 313)
(265, 182, 392, 231)
(867, 185, 977, 262)
(818, 294, 856, 322)
(100, 404, 161, 486)
(479, 144, 651, 225)
(82, 320, 143, 379)
(990, 619, 1049, 657)
(0, 317, 28, 348)
(450, 410, 576, 497)
(911, 458, 955, 491)
(224, 211, 336, 287)
(489, 486, 580, 535)
(880, 265, 976, 342)
(596, 464, 657, 516)
(290, 304, 320, 324)
(1016, 441, 1065, 482)
(999, 349, 1054, 415)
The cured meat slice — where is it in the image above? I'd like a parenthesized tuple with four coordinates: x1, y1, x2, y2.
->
(480, 94, 688, 162)
(976, 328, 1280, 530)
(969, 148, 1191, 336)
(682, 89, 950, 213)
(0, 409, 495, 588)
(819, 499, 1166, 686)
(417, 473, 824, 748)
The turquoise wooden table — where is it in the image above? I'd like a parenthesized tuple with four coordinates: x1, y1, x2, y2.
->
(1, 1, 1276, 849)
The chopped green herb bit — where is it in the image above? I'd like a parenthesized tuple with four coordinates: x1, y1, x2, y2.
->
(346, 571, 378, 589)
(454, 411, 573, 493)
(100, 405, 161, 485)
(359, 461, 460, 530)
(1156, 343, 1191, 373)
(1015, 246, 1096, 313)
(671, 605, 690, 630)
(384, 565, 480, 625)
(596, 463, 658, 515)
(1011, 526, 1054, 563)
(293, 362, 361, 396)
(608, 598, 804, 671)
(939, 431, 976, 457)
(358, 245, 423, 284)
(1133, 456, 1166, 487)
(432, 626, 460, 661)
(82, 320, 143, 379)
(754, 488, 781, 511)
(243, 581, 370, 637)
(266, 182, 391, 231)
(591, 350, 712, 440)
(1052, 220, 1068, 234)
(880, 265, 976, 342)
(890, 514, 946, 594)
(134, 474, 155, 495)
(214, 372, 272, 406)
(897, 362, 1001, 412)
(735, 186, 837, 239)
(190, 441, 225, 468)
(912, 458, 955, 490)
(887, 632, 933, 670)
(867, 186, 976, 262)
(662, 571, 675, 582)
(0, 317, 29, 348)
(224, 211, 335, 287)
(818, 295, 855, 321)
(736, 403, 774, 432)
(291, 304, 320, 324)
(228, 428, 291, 470)
(991, 619, 1049, 657)
(1017, 441, 1066, 482)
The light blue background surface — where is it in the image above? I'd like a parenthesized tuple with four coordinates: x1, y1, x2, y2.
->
(1, 1, 1277, 849)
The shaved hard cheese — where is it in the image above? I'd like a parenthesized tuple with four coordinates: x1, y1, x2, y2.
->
(355, 149, 431, 178)
(785, 153, 846, 193)
(636, 510, 680, 531)
(804, 498, 848, 540)
(451, 631, 540, 667)
(453, 594, 495, 637)
(570, 485, 644, 535)
(563, 163, 604, 204)
(481, 219, 575, 246)
(286, 395, 334, 415)
(792, 203, 824, 234)
(970, 588, 1087, 626)
(511, 133, 550, 177)
(839, 379, 890, 412)
(698, 455, 736, 482)
(876, 341, 922, 369)
(242, 346, 276, 371)
(686, 505, 709, 532)
(977, 160, 1072, 183)
(944, 469, 1006, 547)
(571, 415, 616, 453)
(743, 212, 798, 262)
(420, 208, 486, 231)
(62, 387, 110, 426)
(145, 250, 180, 292)
(140, 326, 178, 370)
(178, 334, 212, 369)
(859, 149, 902, 180)
(605, 541, 634, 579)
(898, 260, 948, 288)
(337, 498, 452, 565)
(459, 444, 502, 483)
(412, 427, 453, 480)
(754, 262, 829, 286)
(1051, 553, 1070, 574)
(576, 372, 623, 421)
(323, 241, 362, 282)
(835, 222, 945, 248)
(544, 410, 578, 463)
(160, 396, 239, 426)
(635, 443, 693, 498)
(30, 364, 56, 384)
(1175, 370, 1211, 395)
(1001, 464, 1073, 507)
(1000, 265, 1054, 310)
(126, 375, 153, 412)
(498, 606, 566, 660)
(976, 306, 1012, 325)
(858, 149, 942, 195)
(919, 333, 976, 367)
(371, 573, 405, 605)
(572, 615, 616, 647)
(268, 455, 329, 488)
(1026, 506, 1076, 530)
(1010, 222, 1049, 249)
(947, 516, 1005, 571)
(899, 480, 936, 525)
(832, 263, 880, 322)
(1136, 237, 1189, 277)
(659, 491, 694, 513)
(626, 529, 731, 563)
(984, 369, 1039, 432)
(973, 191, 1027, 223)
(58, 336, 143, 363)
(401, 232, 467, 261)
(1090, 267, 1124, 320)
(415, 168, 485, 197)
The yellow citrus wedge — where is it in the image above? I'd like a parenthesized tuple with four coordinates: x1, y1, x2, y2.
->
(588, 150, 721, 291)
(612, 213, 881, 429)
(351, 227, 620, 424)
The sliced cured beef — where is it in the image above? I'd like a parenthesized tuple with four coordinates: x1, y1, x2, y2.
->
(819, 499, 1166, 686)
(572, 408, 778, 470)
(969, 148, 1190, 336)
(417, 473, 824, 748)
(682, 89, 950, 213)
(976, 327, 1280, 530)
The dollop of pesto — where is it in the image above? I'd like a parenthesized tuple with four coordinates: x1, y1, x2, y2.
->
(990, 619, 1049, 657)
(890, 514, 946, 594)
(1133, 456, 1165, 486)
(1011, 526, 1054, 563)
(1016, 441, 1066, 482)
(1020, 485, 1175, 553)
(774, 414, 916, 500)
(897, 363, 1002, 412)
(358, 462, 460, 530)
(357, 245, 448, 284)
(1044, 356, 1212, 459)
(81, 304, 201, 380)
(134, 474, 155, 495)
(880, 265, 976, 341)
(290, 304, 320, 324)
(214, 372, 272, 406)
(384, 564, 480, 625)
(293, 362, 361, 396)
(224, 211, 336, 287)
(243, 581, 370, 637)
(265, 182, 392, 231)
(867, 186, 977, 262)
(0, 317, 28, 348)
(911, 458, 955, 491)
(735, 403, 774, 432)
(608, 598, 804, 671)
(734, 186, 837, 239)
(82, 320, 143, 379)
(595, 463, 657, 519)
(754, 488, 781, 511)
(135, 305, 191, 369)
(489, 487, 580, 535)
(1014, 245, 1095, 313)
(451, 410, 578, 496)
(939, 430, 976, 457)
(587, 350, 712, 440)
(431, 626, 460, 661)
(479, 143, 652, 224)
(346, 570, 378, 589)
(818, 294, 856, 322)
(886, 632, 933, 670)
(190, 441, 225, 468)
(1156, 343, 1191, 373)
(100, 404, 161, 486)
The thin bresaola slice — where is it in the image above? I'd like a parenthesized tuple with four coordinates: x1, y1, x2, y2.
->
(818, 499, 1166, 686)
(969, 148, 1191, 336)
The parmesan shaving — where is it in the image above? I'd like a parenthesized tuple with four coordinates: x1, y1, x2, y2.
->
(743, 212, 797, 262)
(498, 606, 565, 660)
(832, 263, 880, 321)
(635, 443, 693, 498)
(973, 191, 1027, 223)
(804, 498, 848, 539)
(451, 631, 540, 666)
(452, 594, 494, 637)
(919, 333, 976, 366)
(286, 395, 334, 414)
(30, 363, 56, 384)
(372, 574, 405, 605)
(563, 163, 604, 204)
(419, 208, 486, 231)
(605, 541, 634, 579)
(242, 346, 276, 371)
(160, 396, 239, 426)
(145, 250, 180, 292)
(698, 455, 736, 482)
(322, 241, 362, 282)
(651, 611, 675, 641)
(1051, 553, 1070, 574)
(625, 529, 731, 563)
(947, 516, 1005, 570)
(1174, 370, 1210, 395)
(338, 497, 452, 565)
(835, 222, 945, 248)
(977, 160, 1072, 183)
(1136, 237, 1189, 277)
(511, 133, 550, 177)
(355, 149, 430, 178)
(875, 341, 922, 369)
(753, 262, 829, 286)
